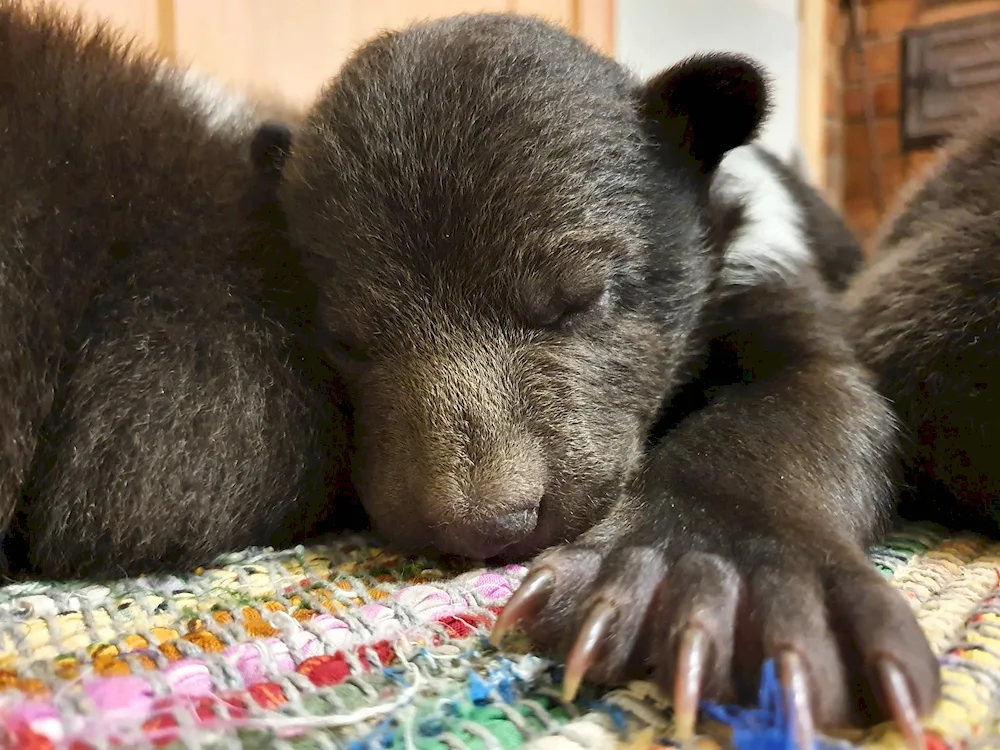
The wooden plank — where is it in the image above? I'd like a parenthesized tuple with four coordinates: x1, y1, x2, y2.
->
(156, 0, 175, 59)
(172, 0, 350, 106)
(574, 0, 615, 55)
(798, 0, 830, 189)
(918, 0, 1000, 27)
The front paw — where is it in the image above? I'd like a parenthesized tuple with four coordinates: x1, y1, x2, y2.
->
(490, 536, 940, 747)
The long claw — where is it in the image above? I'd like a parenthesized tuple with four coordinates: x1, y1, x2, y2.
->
(778, 650, 815, 750)
(673, 627, 708, 742)
(876, 658, 924, 750)
(562, 599, 616, 702)
(489, 567, 555, 646)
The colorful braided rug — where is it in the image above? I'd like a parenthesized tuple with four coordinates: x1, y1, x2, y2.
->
(0, 522, 997, 749)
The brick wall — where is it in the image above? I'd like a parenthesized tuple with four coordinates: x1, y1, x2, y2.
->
(834, 0, 1000, 247)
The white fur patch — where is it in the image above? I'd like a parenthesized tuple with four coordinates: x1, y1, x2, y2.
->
(713, 144, 811, 287)
(154, 63, 257, 136)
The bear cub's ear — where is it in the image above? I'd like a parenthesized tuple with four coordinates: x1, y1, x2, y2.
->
(640, 54, 769, 174)
(251, 120, 294, 182)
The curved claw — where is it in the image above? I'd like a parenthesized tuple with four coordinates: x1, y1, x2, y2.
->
(778, 650, 815, 750)
(489, 567, 555, 646)
(562, 599, 617, 702)
(673, 627, 708, 742)
(876, 658, 924, 750)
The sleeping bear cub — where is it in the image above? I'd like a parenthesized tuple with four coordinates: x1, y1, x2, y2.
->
(0, 1, 936, 741)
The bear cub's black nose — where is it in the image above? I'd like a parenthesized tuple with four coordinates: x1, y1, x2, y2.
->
(437, 508, 540, 559)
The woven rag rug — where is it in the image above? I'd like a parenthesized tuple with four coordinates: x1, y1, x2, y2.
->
(0, 522, 998, 749)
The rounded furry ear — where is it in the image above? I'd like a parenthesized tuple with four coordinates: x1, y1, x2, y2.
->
(639, 54, 769, 173)
(251, 120, 293, 182)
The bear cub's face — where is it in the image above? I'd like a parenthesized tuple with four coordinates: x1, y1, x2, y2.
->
(271, 15, 766, 559)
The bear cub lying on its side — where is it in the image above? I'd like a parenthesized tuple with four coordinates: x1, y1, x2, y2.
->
(0, 1, 937, 739)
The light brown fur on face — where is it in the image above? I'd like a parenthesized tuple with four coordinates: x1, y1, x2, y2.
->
(348, 314, 662, 558)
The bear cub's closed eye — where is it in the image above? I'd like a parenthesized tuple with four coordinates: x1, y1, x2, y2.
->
(528, 279, 615, 330)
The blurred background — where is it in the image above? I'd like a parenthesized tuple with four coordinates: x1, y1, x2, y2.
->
(21, 0, 1000, 251)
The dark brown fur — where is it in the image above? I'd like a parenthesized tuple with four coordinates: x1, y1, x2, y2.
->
(845, 116, 1000, 533)
(0, 2, 939, 729)
(0, 1, 356, 577)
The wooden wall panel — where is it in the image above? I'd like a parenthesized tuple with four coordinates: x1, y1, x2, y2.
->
(25, 0, 161, 50)
(799, 0, 830, 191)
(171, 0, 351, 105)
(576, 0, 615, 55)
(22, 0, 616, 107)
(169, 0, 594, 106)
